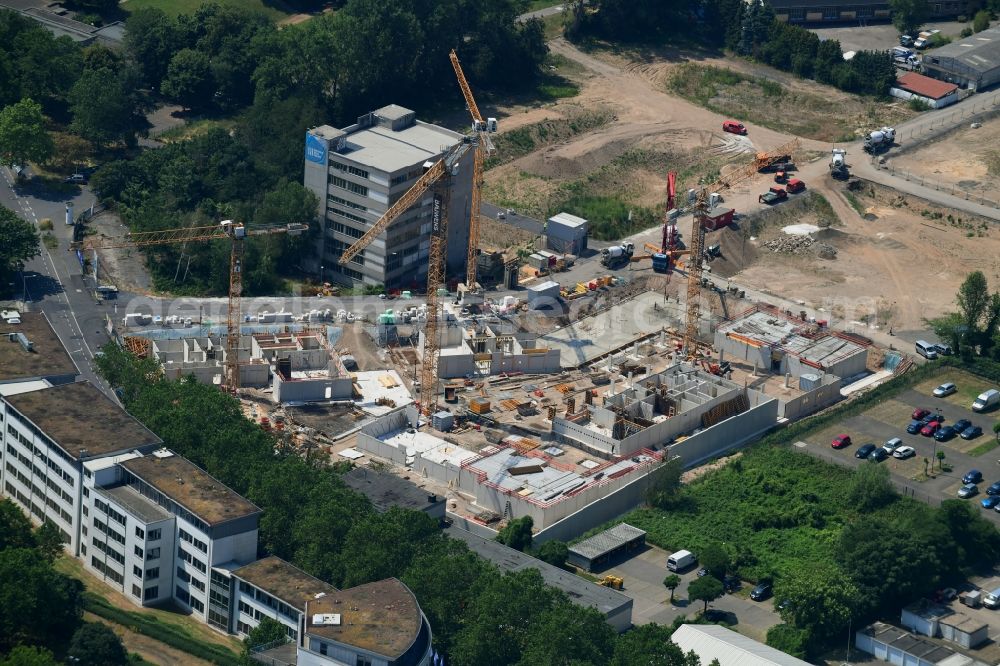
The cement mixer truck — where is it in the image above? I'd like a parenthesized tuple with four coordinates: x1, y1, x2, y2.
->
(864, 126, 895, 153)
(601, 242, 634, 269)
(830, 148, 848, 179)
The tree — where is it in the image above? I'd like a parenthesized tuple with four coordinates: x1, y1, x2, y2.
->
(610, 622, 694, 666)
(939, 500, 1000, 572)
(516, 602, 616, 666)
(774, 564, 858, 642)
(688, 575, 724, 613)
(535, 540, 569, 568)
(973, 9, 991, 31)
(890, 0, 931, 34)
(765, 624, 809, 660)
(67, 622, 129, 666)
(241, 617, 286, 658)
(496, 516, 534, 552)
(645, 457, 683, 508)
(0, 547, 84, 652)
(33, 521, 65, 562)
(69, 66, 141, 145)
(936, 449, 946, 470)
(994, 421, 1000, 442)
(160, 49, 214, 110)
(123, 8, 182, 87)
(0, 98, 53, 167)
(0, 646, 59, 666)
(0, 204, 41, 291)
(0, 499, 35, 551)
(958, 271, 991, 344)
(663, 574, 681, 602)
(846, 463, 896, 512)
(699, 542, 730, 580)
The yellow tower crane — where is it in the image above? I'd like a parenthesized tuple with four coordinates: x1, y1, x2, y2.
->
(684, 138, 799, 355)
(74, 220, 308, 391)
(449, 48, 497, 290)
(338, 140, 476, 416)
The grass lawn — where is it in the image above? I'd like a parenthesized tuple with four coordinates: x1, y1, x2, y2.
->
(913, 369, 996, 409)
(528, 0, 565, 11)
(122, 0, 291, 21)
(969, 438, 1000, 457)
(157, 117, 238, 143)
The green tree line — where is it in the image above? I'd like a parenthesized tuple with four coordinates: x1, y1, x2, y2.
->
(95, 345, 707, 665)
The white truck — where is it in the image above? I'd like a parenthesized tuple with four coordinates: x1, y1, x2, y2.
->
(667, 549, 696, 572)
(913, 29, 940, 50)
(830, 149, 848, 179)
(601, 242, 635, 268)
(864, 127, 896, 153)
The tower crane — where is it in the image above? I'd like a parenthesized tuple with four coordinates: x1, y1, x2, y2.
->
(683, 138, 800, 356)
(338, 138, 476, 416)
(449, 49, 497, 290)
(74, 220, 308, 391)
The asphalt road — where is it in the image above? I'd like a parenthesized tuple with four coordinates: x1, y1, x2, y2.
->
(1, 167, 115, 398)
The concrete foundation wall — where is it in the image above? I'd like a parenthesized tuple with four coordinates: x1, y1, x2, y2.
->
(533, 469, 655, 544)
(778, 376, 842, 420)
(272, 374, 353, 403)
(668, 397, 778, 468)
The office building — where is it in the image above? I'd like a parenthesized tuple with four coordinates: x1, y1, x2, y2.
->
(304, 105, 474, 289)
(231, 556, 337, 640)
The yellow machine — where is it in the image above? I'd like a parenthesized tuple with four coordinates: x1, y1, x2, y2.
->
(597, 575, 624, 590)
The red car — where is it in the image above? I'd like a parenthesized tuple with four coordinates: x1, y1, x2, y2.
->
(832, 434, 852, 449)
(912, 408, 930, 420)
(921, 421, 941, 437)
(723, 120, 747, 135)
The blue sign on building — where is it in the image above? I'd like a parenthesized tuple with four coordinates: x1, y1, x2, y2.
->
(305, 133, 327, 165)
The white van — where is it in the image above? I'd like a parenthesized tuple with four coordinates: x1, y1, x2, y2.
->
(915, 340, 938, 360)
(972, 389, 1000, 413)
(667, 549, 696, 572)
(983, 587, 1000, 609)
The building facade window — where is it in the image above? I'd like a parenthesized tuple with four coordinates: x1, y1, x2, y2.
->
(146, 547, 160, 561)
(134, 545, 144, 559)
(148, 528, 161, 541)
(331, 161, 370, 179)
(135, 527, 145, 539)
(133, 565, 143, 578)
(143, 586, 158, 601)
(330, 175, 369, 197)
(146, 567, 159, 580)
(132, 584, 141, 598)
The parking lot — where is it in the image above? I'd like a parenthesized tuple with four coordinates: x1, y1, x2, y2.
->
(798, 369, 1000, 524)
(595, 543, 780, 642)
(810, 20, 965, 53)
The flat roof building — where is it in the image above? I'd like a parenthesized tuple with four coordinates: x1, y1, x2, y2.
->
(232, 556, 337, 641)
(568, 523, 646, 572)
(923, 26, 1000, 91)
(0, 312, 78, 387)
(672, 623, 813, 666)
(304, 105, 473, 289)
(769, 0, 961, 24)
(447, 525, 633, 632)
(340, 467, 446, 519)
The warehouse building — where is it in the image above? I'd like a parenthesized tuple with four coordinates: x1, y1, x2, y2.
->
(447, 525, 633, 632)
(673, 624, 812, 666)
(551, 362, 778, 459)
(303, 105, 473, 288)
(922, 27, 1000, 91)
(891, 72, 960, 108)
(769, 0, 960, 23)
(547, 212, 588, 255)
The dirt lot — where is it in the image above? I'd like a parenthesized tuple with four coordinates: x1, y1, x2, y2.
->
(891, 113, 1000, 197)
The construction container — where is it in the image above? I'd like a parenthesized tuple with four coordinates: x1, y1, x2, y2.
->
(547, 212, 588, 256)
(469, 397, 491, 414)
(799, 373, 822, 391)
(432, 410, 455, 432)
(527, 280, 561, 310)
(537, 250, 558, 267)
(527, 253, 547, 271)
(702, 206, 735, 231)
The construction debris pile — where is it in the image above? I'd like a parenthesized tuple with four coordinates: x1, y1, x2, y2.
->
(761, 236, 837, 259)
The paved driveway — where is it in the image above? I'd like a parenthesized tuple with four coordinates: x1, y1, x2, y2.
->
(598, 544, 780, 641)
(810, 20, 966, 53)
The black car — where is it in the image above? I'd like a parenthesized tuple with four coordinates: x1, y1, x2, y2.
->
(750, 582, 773, 601)
(934, 425, 957, 442)
(962, 425, 983, 440)
(953, 419, 972, 432)
(696, 567, 709, 577)
(987, 481, 1000, 496)
(855, 443, 877, 459)
(906, 419, 924, 434)
(723, 574, 741, 593)
(869, 448, 889, 462)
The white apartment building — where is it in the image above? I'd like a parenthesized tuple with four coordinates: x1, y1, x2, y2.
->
(303, 105, 474, 289)
(230, 555, 337, 641)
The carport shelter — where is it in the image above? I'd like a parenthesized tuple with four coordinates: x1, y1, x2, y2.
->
(568, 523, 646, 572)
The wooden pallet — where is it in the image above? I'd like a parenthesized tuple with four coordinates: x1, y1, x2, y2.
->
(500, 398, 522, 411)
(513, 437, 541, 454)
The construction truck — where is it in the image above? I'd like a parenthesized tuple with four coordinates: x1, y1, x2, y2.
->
(863, 127, 895, 153)
(601, 242, 634, 269)
(830, 149, 849, 179)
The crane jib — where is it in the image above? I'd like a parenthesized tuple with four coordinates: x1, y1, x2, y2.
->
(432, 194, 443, 235)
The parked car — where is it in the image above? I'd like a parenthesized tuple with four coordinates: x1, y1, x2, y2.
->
(961, 425, 983, 440)
(934, 425, 957, 441)
(893, 446, 916, 459)
(785, 178, 805, 193)
(758, 187, 788, 205)
(964, 470, 984, 484)
(972, 389, 1000, 412)
(63, 173, 87, 184)
(933, 382, 957, 397)
(982, 496, 1000, 510)
(933, 588, 958, 602)
(987, 481, 1000, 496)
(900, 34, 914, 47)
(921, 421, 941, 437)
(855, 443, 877, 459)
(882, 437, 903, 454)
(750, 582, 773, 601)
(958, 483, 979, 499)
(906, 420, 924, 434)
(925, 412, 945, 425)
(869, 448, 889, 462)
(696, 567, 709, 578)
(831, 434, 853, 449)
(723, 574, 741, 592)
(953, 419, 972, 432)
(933, 343, 953, 356)
(912, 407, 931, 420)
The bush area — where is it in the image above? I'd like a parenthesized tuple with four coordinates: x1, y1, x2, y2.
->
(485, 110, 614, 169)
(569, 0, 896, 97)
(94, 346, 705, 666)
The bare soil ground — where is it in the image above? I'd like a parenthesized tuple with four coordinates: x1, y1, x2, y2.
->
(84, 612, 215, 666)
(86, 211, 154, 293)
(890, 113, 1000, 196)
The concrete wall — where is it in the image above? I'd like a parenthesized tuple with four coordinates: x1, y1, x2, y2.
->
(272, 373, 353, 403)
(776, 375, 842, 420)
(667, 395, 778, 468)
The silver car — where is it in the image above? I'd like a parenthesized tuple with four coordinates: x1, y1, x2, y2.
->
(882, 437, 903, 454)
(933, 382, 957, 398)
